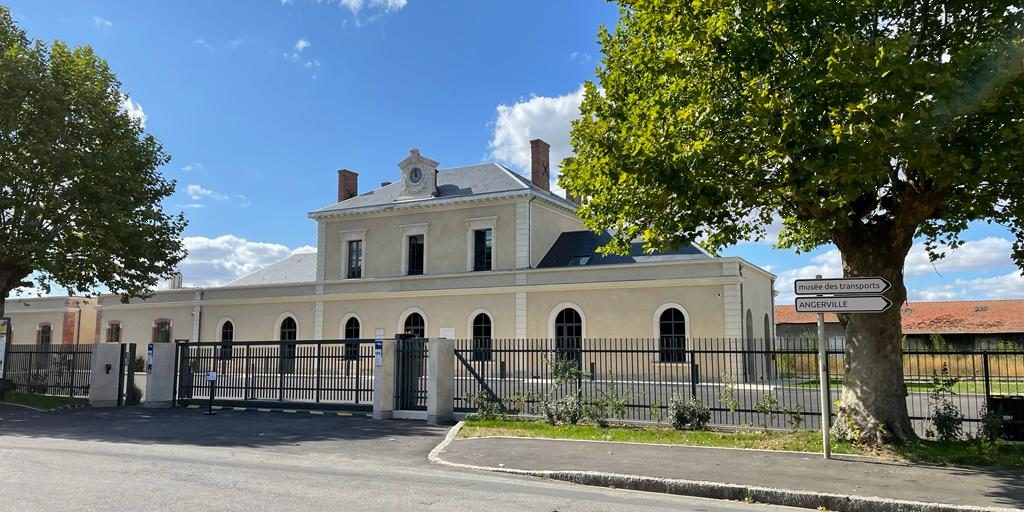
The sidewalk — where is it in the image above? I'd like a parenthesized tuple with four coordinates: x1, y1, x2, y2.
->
(431, 427, 1023, 512)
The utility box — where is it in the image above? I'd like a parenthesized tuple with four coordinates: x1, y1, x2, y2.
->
(987, 395, 1024, 441)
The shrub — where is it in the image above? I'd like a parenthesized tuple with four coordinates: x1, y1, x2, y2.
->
(583, 373, 630, 427)
(125, 384, 143, 406)
(667, 395, 710, 431)
(783, 403, 804, 431)
(0, 378, 16, 399)
(926, 363, 964, 441)
(538, 356, 587, 426)
(976, 407, 1005, 444)
(754, 393, 778, 430)
(720, 373, 739, 413)
(133, 356, 145, 372)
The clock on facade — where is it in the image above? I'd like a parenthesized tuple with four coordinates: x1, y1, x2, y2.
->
(409, 167, 423, 184)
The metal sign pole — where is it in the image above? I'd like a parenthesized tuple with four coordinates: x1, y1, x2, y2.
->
(817, 313, 832, 459)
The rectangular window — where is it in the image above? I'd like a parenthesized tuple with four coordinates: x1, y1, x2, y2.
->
(407, 234, 424, 275)
(108, 323, 121, 343)
(473, 228, 493, 271)
(347, 240, 363, 278)
(154, 321, 171, 343)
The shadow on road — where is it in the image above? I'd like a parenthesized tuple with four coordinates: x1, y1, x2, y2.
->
(0, 403, 447, 451)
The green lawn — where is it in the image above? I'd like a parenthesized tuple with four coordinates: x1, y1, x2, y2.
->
(461, 418, 1024, 467)
(1, 392, 88, 411)
(792, 379, 1024, 395)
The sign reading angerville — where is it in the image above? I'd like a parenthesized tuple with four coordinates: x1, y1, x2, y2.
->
(795, 295, 893, 313)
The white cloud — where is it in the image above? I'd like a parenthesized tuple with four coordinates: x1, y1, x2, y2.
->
(192, 38, 214, 53)
(118, 96, 147, 128)
(774, 249, 843, 304)
(488, 85, 586, 194)
(905, 237, 1014, 278)
(93, 17, 112, 30)
(181, 163, 205, 172)
(338, 0, 407, 14)
(569, 51, 591, 63)
(281, 0, 293, 4)
(913, 272, 1024, 301)
(178, 235, 313, 287)
(294, 38, 311, 52)
(186, 184, 228, 202)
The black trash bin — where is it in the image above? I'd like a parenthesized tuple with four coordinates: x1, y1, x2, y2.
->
(987, 395, 1024, 441)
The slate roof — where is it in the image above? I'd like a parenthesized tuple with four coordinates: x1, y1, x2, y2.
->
(226, 252, 316, 286)
(775, 299, 1024, 334)
(310, 163, 575, 215)
(537, 231, 710, 268)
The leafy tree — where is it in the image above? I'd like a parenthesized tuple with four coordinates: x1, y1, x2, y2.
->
(563, 0, 1024, 444)
(0, 8, 186, 317)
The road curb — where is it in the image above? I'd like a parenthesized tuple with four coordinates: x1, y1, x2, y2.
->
(428, 422, 1016, 512)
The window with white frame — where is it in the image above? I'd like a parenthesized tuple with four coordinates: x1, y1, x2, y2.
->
(465, 217, 497, 272)
(340, 229, 367, 279)
(400, 223, 428, 276)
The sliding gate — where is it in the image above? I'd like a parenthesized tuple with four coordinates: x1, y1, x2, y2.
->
(175, 340, 377, 411)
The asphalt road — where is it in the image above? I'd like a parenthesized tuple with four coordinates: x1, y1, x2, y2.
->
(0, 404, 801, 512)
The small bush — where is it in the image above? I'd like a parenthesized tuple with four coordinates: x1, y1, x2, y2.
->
(583, 373, 630, 427)
(977, 407, 1005, 443)
(668, 395, 710, 431)
(720, 373, 739, 413)
(754, 394, 778, 430)
(125, 384, 143, 406)
(926, 363, 964, 441)
(132, 356, 145, 372)
(783, 403, 804, 431)
(0, 378, 16, 398)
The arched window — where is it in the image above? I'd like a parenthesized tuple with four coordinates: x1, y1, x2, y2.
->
(403, 312, 425, 338)
(344, 316, 360, 360)
(219, 321, 234, 360)
(279, 317, 297, 341)
(554, 308, 582, 364)
(37, 324, 52, 346)
(279, 316, 297, 374)
(471, 313, 492, 362)
(658, 308, 687, 362)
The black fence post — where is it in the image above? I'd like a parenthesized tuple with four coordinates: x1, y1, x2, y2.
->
(982, 351, 992, 408)
(689, 351, 698, 400)
(823, 348, 832, 429)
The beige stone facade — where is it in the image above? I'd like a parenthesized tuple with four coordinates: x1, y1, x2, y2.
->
(10, 146, 777, 370)
(5, 296, 98, 345)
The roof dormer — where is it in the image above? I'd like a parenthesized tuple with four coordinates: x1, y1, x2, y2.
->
(397, 148, 439, 201)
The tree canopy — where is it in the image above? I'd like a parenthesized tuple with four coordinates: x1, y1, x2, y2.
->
(0, 7, 186, 315)
(563, 0, 1024, 443)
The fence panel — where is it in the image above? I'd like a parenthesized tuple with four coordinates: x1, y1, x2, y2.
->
(452, 338, 1024, 438)
(175, 340, 375, 410)
(2, 344, 93, 398)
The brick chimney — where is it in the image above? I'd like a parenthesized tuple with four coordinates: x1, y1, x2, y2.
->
(530, 139, 550, 191)
(337, 169, 358, 202)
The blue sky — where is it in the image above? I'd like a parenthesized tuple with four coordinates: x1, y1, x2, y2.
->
(6, 0, 1023, 303)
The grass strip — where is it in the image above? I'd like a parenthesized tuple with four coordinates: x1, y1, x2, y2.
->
(460, 418, 1024, 467)
(2, 391, 88, 411)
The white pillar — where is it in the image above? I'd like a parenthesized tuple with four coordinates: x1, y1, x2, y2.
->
(144, 343, 177, 408)
(88, 343, 123, 408)
(372, 338, 396, 420)
(427, 338, 454, 425)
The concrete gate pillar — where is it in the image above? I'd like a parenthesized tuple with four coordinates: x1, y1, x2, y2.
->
(426, 338, 454, 425)
(89, 343, 123, 408)
(372, 338, 396, 420)
(144, 342, 177, 408)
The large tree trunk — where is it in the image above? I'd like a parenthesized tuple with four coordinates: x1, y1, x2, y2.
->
(831, 230, 917, 445)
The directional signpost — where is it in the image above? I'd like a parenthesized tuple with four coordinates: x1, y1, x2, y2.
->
(794, 275, 893, 460)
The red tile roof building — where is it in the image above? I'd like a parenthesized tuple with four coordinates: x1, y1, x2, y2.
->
(775, 299, 1024, 348)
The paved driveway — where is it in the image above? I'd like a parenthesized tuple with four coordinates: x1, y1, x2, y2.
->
(0, 404, 800, 512)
